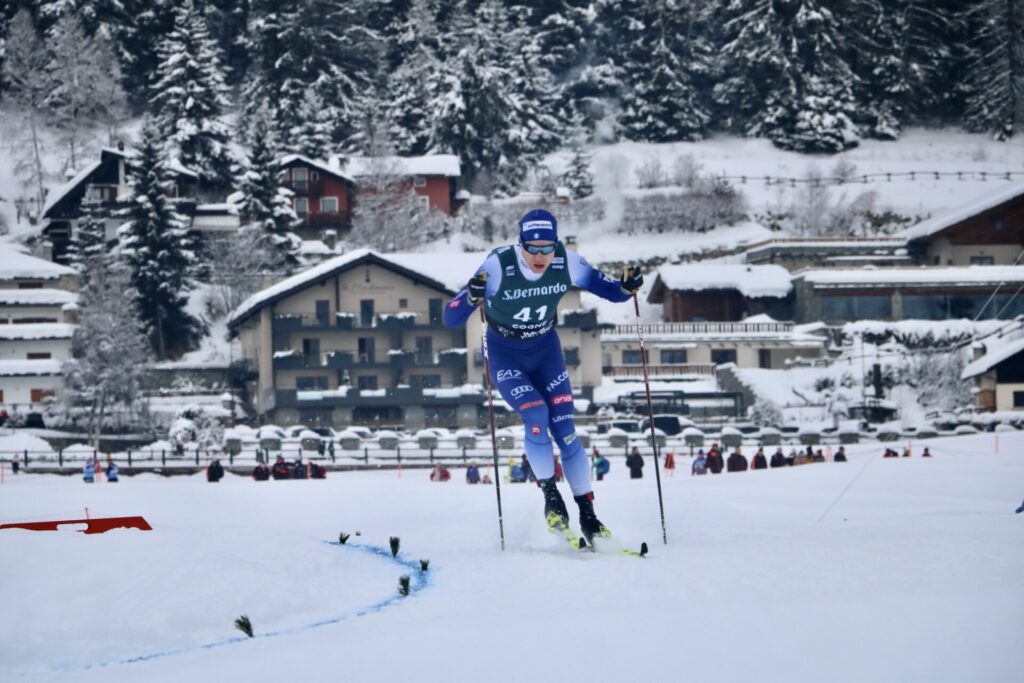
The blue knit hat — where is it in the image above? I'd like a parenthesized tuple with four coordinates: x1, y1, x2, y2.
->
(518, 209, 558, 243)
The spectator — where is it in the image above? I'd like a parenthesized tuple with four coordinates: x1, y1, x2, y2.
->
(726, 449, 748, 472)
(271, 455, 291, 480)
(751, 447, 767, 470)
(207, 459, 225, 483)
(466, 462, 481, 484)
(83, 460, 95, 483)
(706, 445, 724, 474)
(664, 450, 676, 476)
(292, 458, 308, 479)
(813, 449, 825, 463)
(11, 458, 20, 475)
(481, 470, 493, 484)
(883, 448, 898, 458)
(692, 450, 708, 476)
(252, 462, 270, 481)
(805, 445, 815, 459)
(430, 463, 452, 482)
(328, 440, 336, 460)
(310, 462, 327, 479)
(922, 447, 932, 458)
(626, 447, 644, 479)
(834, 447, 848, 463)
(0, 407, 7, 426)
(316, 439, 326, 457)
(786, 449, 797, 466)
(902, 447, 911, 458)
(593, 451, 610, 481)
(106, 462, 119, 483)
(770, 448, 787, 468)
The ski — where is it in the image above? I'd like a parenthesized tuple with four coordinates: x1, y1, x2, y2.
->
(589, 536, 649, 558)
(547, 512, 589, 551)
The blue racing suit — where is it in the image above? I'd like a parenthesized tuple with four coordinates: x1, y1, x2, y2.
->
(444, 242, 630, 496)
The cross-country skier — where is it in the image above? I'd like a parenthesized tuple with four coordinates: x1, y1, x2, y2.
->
(443, 209, 643, 545)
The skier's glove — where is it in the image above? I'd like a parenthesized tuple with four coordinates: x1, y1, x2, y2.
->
(620, 266, 643, 295)
(467, 272, 487, 304)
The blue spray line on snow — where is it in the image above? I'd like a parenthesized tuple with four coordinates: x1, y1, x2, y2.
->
(74, 541, 432, 672)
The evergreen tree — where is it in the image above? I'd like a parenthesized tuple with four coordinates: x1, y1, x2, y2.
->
(385, 0, 443, 154)
(65, 192, 112, 292)
(562, 134, 594, 199)
(290, 89, 335, 159)
(46, 13, 128, 171)
(617, 1, 711, 142)
(119, 119, 203, 359)
(238, 112, 300, 268)
(962, 0, 1024, 140)
(151, 0, 234, 186)
(108, 0, 177, 105)
(714, 0, 859, 152)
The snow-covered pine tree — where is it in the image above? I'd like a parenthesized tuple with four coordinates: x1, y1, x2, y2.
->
(63, 262, 150, 448)
(562, 131, 594, 198)
(714, 0, 860, 153)
(238, 112, 300, 268)
(150, 0, 234, 187)
(108, 0, 177, 106)
(290, 89, 336, 160)
(385, 0, 444, 155)
(961, 0, 1024, 140)
(616, 0, 711, 142)
(65, 191, 112, 292)
(1, 9, 55, 218)
(46, 13, 128, 171)
(119, 119, 204, 359)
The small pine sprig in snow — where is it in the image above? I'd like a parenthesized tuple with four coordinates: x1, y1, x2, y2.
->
(234, 615, 253, 638)
(398, 575, 410, 597)
(420, 559, 430, 572)
(338, 532, 350, 545)
(389, 536, 400, 557)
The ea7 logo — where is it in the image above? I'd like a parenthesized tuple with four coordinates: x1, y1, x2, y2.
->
(563, 433, 577, 445)
(551, 394, 573, 405)
(505, 265, 516, 277)
(546, 370, 568, 392)
(510, 384, 532, 398)
(496, 369, 522, 382)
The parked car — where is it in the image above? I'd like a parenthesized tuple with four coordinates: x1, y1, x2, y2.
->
(639, 414, 694, 436)
(596, 419, 643, 434)
(25, 412, 46, 429)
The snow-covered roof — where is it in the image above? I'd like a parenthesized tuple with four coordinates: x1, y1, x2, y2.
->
(962, 335, 1024, 379)
(653, 264, 792, 298)
(228, 249, 461, 327)
(0, 359, 63, 376)
(42, 159, 103, 218)
(0, 323, 75, 340)
(900, 179, 1024, 241)
(799, 266, 1024, 288)
(0, 245, 76, 280)
(0, 288, 76, 306)
(386, 252, 487, 292)
(278, 154, 354, 183)
(339, 155, 461, 178)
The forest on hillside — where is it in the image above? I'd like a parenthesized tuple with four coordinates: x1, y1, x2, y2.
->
(1, 0, 1022, 199)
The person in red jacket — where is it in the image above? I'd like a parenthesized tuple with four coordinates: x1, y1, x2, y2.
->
(664, 450, 676, 476)
(751, 447, 768, 470)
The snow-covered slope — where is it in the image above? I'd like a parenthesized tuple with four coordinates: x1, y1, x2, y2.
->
(1, 430, 1021, 682)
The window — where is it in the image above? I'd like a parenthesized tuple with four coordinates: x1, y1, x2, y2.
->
(17, 282, 43, 289)
(310, 171, 319, 181)
(302, 338, 320, 362)
(294, 197, 309, 217)
(661, 349, 687, 364)
(413, 175, 426, 188)
(821, 295, 891, 321)
(320, 196, 338, 214)
(399, 299, 408, 309)
(970, 255, 994, 265)
(1014, 391, 1024, 408)
(296, 376, 328, 390)
(31, 389, 55, 403)
(360, 299, 374, 327)
(415, 336, 433, 364)
(358, 337, 375, 363)
(357, 375, 378, 390)
(623, 350, 644, 365)
(27, 352, 51, 359)
(299, 408, 332, 426)
(292, 167, 308, 192)
(410, 375, 441, 389)
(904, 294, 1024, 320)
(315, 300, 330, 326)
(429, 298, 442, 324)
(711, 348, 737, 365)
(758, 349, 772, 369)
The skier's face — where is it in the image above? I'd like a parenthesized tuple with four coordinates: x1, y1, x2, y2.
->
(521, 241, 556, 274)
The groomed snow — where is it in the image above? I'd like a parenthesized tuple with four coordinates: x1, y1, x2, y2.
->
(0, 431, 1020, 682)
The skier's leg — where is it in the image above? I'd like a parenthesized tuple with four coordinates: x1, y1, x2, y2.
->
(537, 359, 591, 497)
(488, 356, 555, 481)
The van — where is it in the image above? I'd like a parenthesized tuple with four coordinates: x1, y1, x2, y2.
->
(596, 419, 643, 434)
(639, 414, 693, 436)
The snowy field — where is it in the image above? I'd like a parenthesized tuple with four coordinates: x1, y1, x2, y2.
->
(1, 431, 1021, 683)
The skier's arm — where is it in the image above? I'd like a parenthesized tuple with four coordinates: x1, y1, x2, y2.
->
(566, 251, 639, 302)
(443, 254, 501, 328)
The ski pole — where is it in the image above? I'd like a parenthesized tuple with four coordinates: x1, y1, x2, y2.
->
(479, 304, 506, 551)
(633, 292, 668, 545)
